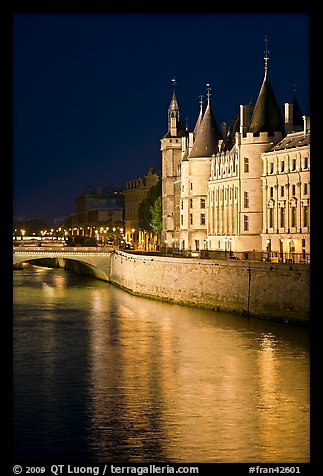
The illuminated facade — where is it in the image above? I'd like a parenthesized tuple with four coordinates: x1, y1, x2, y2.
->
(161, 54, 310, 257)
(261, 122, 310, 256)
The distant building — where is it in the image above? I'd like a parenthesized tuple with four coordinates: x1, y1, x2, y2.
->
(69, 186, 124, 244)
(161, 50, 310, 261)
(124, 168, 160, 249)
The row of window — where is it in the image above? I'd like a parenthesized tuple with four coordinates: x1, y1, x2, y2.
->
(210, 187, 238, 203)
(180, 214, 206, 226)
(267, 206, 309, 228)
(267, 182, 309, 198)
(181, 198, 206, 209)
(211, 155, 310, 177)
(211, 156, 237, 178)
(265, 155, 309, 174)
(208, 182, 309, 208)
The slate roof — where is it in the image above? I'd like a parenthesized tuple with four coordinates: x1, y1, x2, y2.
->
(189, 103, 222, 158)
(271, 131, 310, 151)
(247, 69, 283, 134)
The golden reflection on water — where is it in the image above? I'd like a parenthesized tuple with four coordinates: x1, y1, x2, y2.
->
(257, 333, 310, 461)
(13, 267, 310, 462)
(87, 287, 310, 463)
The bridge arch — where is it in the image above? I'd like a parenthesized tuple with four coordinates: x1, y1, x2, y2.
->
(13, 250, 111, 282)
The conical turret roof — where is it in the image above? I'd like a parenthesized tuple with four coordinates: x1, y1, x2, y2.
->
(189, 99, 222, 158)
(292, 93, 303, 126)
(247, 51, 283, 135)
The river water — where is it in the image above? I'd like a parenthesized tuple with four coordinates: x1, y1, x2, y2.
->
(13, 264, 310, 463)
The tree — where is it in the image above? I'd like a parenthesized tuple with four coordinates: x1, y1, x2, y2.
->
(150, 196, 162, 236)
(137, 180, 161, 234)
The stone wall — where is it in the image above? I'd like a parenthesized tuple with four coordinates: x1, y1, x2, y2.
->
(109, 251, 309, 323)
(14, 250, 310, 323)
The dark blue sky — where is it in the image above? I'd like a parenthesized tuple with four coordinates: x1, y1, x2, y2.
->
(13, 12, 310, 222)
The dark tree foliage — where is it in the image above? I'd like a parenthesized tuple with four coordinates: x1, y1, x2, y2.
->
(138, 179, 162, 234)
(150, 196, 162, 236)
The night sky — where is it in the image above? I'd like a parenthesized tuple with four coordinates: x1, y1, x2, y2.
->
(12, 11, 310, 223)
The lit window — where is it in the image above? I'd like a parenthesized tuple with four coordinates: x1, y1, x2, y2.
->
(244, 215, 249, 231)
(291, 207, 297, 227)
(303, 206, 308, 227)
(244, 191, 249, 208)
(281, 160, 285, 172)
(280, 207, 285, 227)
(292, 158, 296, 171)
(269, 208, 274, 228)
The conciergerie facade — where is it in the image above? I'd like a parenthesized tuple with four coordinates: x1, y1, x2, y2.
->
(160, 51, 310, 258)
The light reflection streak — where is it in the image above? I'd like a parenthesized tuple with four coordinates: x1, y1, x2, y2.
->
(16, 267, 309, 463)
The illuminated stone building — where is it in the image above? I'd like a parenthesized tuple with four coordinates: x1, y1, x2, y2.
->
(124, 168, 160, 249)
(70, 186, 124, 241)
(161, 50, 310, 258)
(260, 118, 310, 257)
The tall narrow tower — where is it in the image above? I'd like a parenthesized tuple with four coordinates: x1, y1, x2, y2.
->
(239, 36, 283, 251)
(182, 83, 222, 251)
(160, 79, 187, 249)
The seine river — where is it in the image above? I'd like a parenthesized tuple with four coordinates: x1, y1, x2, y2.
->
(13, 264, 310, 463)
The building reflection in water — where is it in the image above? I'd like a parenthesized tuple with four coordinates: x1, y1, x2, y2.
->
(87, 287, 310, 463)
(257, 332, 310, 461)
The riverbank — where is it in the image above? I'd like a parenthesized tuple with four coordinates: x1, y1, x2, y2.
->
(109, 251, 309, 324)
(14, 250, 310, 324)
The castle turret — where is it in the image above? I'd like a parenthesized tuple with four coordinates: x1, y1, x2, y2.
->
(238, 38, 283, 251)
(247, 40, 283, 135)
(189, 85, 222, 158)
(161, 78, 188, 250)
(166, 78, 180, 137)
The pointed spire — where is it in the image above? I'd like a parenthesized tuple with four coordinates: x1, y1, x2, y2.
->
(247, 39, 283, 135)
(168, 77, 179, 111)
(264, 35, 269, 79)
(189, 84, 221, 158)
(206, 83, 212, 106)
(199, 94, 204, 112)
(167, 77, 180, 136)
(193, 95, 204, 135)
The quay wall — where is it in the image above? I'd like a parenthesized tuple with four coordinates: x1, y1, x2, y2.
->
(14, 250, 310, 323)
(109, 251, 310, 323)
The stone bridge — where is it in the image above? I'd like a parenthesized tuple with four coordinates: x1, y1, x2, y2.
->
(13, 248, 113, 281)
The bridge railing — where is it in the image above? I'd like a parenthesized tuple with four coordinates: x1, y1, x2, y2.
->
(13, 246, 113, 253)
